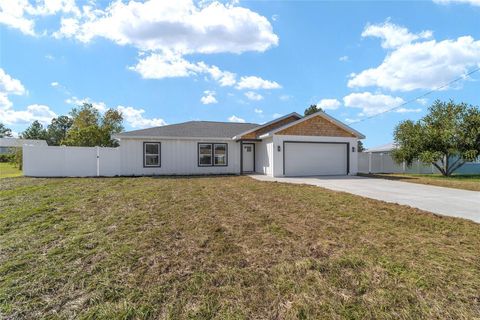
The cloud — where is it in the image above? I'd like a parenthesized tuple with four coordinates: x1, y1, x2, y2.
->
(244, 91, 263, 101)
(51, 81, 59, 87)
(339, 55, 349, 62)
(0, 104, 57, 125)
(279, 94, 291, 101)
(0, 0, 80, 36)
(417, 98, 428, 106)
(343, 92, 405, 116)
(361, 21, 432, 49)
(200, 91, 218, 105)
(55, 0, 278, 54)
(433, 0, 480, 5)
(236, 76, 281, 90)
(254, 108, 263, 114)
(228, 115, 245, 123)
(117, 105, 166, 128)
(344, 118, 359, 124)
(395, 107, 422, 113)
(65, 96, 107, 112)
(130, 52, 238, 87)
(272, 113, 282, 119)
(349, 23, 480, 92)
(318, 98, 341, 110)
(0, 68, 26, 96)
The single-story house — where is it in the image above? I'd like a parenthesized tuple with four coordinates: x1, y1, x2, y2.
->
(112, 110, 365, 177)
(0, 138, 48, 154)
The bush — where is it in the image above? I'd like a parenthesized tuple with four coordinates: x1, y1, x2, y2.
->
(0, 153, 15, 163)
(12, 148, 23, 170)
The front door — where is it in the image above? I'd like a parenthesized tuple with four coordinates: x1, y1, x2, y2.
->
(242, 143, 254, 173)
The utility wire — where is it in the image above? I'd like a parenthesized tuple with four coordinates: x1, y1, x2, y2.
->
(349, 66, 480, 125)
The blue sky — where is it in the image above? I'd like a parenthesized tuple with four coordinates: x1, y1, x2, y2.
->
(1, 0, 479, 147)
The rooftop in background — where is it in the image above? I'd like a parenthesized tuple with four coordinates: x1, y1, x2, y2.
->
(0, 138, 48, 148)
(114, 121, 260, 139)
(366, 142, 397, 153)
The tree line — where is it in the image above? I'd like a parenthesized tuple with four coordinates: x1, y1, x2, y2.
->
(0, 103, 123, 147)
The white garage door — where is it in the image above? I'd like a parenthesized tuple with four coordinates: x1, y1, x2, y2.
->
(284, 142, 348, 176)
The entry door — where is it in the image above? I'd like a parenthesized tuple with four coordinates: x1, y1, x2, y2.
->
(242, 144, 254, 172)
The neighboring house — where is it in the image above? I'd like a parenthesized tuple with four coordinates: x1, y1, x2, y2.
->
(359, 142, 480, 174)
(112, 111, 365, 177)
(23, 111, 365, 177)
(0, 138, 48, 154)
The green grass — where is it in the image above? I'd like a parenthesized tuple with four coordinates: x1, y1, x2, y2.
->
(1, 176, 480, 319)
(0, 162, 22, 178)
(360, 173, 480, 191)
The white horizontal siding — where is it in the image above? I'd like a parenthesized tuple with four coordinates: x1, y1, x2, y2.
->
(119, 138, 241, 175)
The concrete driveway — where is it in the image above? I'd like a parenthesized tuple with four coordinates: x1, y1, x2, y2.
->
(250, 175, 480, 223)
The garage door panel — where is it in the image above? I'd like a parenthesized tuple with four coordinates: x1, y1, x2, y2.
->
(284, 142, 347, 176)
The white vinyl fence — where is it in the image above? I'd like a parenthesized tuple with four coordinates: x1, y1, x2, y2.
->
(358, 152, 435, 174)
(23, 146, 120, 177)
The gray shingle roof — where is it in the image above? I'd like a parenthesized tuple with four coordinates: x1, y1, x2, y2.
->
(116, 121, 260, 139)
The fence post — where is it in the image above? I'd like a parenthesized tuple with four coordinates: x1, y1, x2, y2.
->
(96, 146, 100, 177)
(368, 152, 372, 173)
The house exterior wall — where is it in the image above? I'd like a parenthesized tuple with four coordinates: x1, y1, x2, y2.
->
(118, 138, 241, 175)
(272, 135, 359, 177)
(276, 115, 356, 137)
(255, 137, 273, 175)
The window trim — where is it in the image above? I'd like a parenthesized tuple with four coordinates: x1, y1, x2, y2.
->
(197, 142, 228, 167)
(143, 142, 161, 168)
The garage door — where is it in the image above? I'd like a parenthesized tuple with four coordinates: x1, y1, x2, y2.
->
(284, 142, 348, 176)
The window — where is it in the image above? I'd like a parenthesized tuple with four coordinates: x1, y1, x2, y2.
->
(214, 144, 227, 165)
(144, 142, 161, 167)
(198, 143, 228, 166)
(199, 143, 212, 166)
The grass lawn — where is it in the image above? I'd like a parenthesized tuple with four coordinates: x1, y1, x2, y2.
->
(1, 176, 479, 319)
(0, 162, 22, 178)
(360, 173, 480, 191)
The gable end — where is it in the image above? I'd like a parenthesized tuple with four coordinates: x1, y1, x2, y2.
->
(276, 115, 356, 137)
(240, 115, 300, 139)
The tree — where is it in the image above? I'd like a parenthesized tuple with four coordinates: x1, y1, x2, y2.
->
(20, 121, 48, 140)
(357, 140, 365, 152)
(0, 123, 13, 138)
(47, 115, 73, 145)
(304, 104, 323, 116)
(63, 103, 123, 147)
(392, 100, 480, 176)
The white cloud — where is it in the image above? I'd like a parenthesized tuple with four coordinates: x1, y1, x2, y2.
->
(228, 115, 245, 123)
(343, 92, 405, 116)
(236, 76, 281, 90)
(65, 96, 107, 112)
(362, 21, 432, 49)
(55, 0, 278, 54)
(395, 107, 422, 113)
(0, 104, 57, 125)
(279, 94, 291, 101)
(417, 98, 428, 106)
(244, 91, 263, 101)
(339, 55, 349, 62)
(349, 23, 480, 92)
(51, 81, 59, 87)
(0, 68, 26, 95)
(0, 0, 80, 36)
(318, 98, 341, 110)
(200, 90, 218, 105)
(433, 0, 480, 5)
(117, 105, 166, 128)
(254, 108, 263, 114)
(344, 118, 359, 124)
(272, 113, 282, 119)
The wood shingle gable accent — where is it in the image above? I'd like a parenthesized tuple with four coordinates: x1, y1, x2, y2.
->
(276, 115, 356, 137)
(240, 115, 300, 139)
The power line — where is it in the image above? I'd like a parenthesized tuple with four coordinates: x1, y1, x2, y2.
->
(348, 66, 480, 125)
